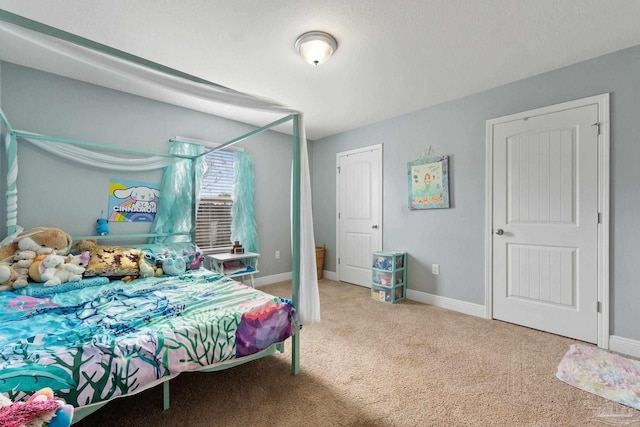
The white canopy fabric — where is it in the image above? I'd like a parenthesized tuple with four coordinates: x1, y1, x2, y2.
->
(17, 132, 178, 171)
(0, 21, 320, 324)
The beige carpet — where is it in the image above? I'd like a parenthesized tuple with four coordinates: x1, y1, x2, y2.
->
(73, 279, 638, 426)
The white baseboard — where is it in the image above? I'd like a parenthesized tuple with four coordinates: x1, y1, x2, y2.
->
(406, 288, 486, 318)
(254, 270, 337, 287)
(253, 272, 292, 288)
(322, 270, 337, 281)
(609, 335, 640, 358)
(253, 274, 640, 355)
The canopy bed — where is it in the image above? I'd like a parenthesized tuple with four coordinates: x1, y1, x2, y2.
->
(0, 11, 320, 424)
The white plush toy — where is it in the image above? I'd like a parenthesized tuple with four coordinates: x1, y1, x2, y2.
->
(46, 267, 83, 287)
(66, 251, 90, 271)
(40, 252, 88, 287)
(39, 254, 67, 286)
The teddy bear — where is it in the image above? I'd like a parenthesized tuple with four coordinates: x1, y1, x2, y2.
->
(70, 239, 97, 255)
(0, 263, 18, 292)
(8, 249, 37, 287)
(0, 227, 73, 289)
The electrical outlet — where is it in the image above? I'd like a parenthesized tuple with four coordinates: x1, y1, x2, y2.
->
(432, 264, 440, 275)
(275, 250, 280, 260)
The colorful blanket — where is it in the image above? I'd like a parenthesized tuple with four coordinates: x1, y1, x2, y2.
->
(0, 270, 295, 408)
(556, 343, 640, 410)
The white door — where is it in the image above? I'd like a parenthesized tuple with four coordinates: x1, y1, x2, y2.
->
(492, 103, 600, 343)
(337, 144, 382, 287)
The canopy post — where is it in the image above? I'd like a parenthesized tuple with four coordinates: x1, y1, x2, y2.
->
(291, 114, 301, 376)
(5, 131, 18, 236)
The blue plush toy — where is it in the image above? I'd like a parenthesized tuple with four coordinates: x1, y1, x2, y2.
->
(96, 214, 110, 236)
(162, 256, 187, 276)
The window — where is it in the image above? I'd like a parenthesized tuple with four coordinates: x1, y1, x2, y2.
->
(195, 150, 234, 253)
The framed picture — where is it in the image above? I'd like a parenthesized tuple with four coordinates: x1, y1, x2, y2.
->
(407, 155, 449, 210)
(108, 178, 160, 222)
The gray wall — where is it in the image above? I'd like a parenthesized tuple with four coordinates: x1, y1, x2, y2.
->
(0, 61, 293, 277)
(311, 44, 640, 341)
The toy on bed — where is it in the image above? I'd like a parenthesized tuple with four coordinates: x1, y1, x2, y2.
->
(27, 251, 88, 287)
(138, 252, 163, 278)
(0, 264, 18, 292)
(137, 246, 199, 277)
(70, 239, 97, 255)
(0, 387, 73, 427)
(185, 250, 204, 270)
(0, 227, 73, 290)
(67, 251, 90, 270)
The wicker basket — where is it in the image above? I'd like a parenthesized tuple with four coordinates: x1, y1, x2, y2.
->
(315, 245, 326, 279)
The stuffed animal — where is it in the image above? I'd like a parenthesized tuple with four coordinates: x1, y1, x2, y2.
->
(40, 253, 84, 287)
(138, 257, 156, 278)
(28, 254, 49, 283)
(161, 256, 187, 276)
(0, 263, 18, 292)
(0, 387, 74, 427)
(46, 266, 83, 287)
(138, 252, 162, 278)
(141, 250, 190, 276)
(96, 218, 110, 236)
(3, 249, 38, 290)
(138, 252, 163, 277)
(66, 251, 90, 271)
(31, 251, 90, 284)
(0, 227, 73, 288)
(185, 250, 204, 270)
(39, 254, 67, 284)
(70, 239, 97, 255)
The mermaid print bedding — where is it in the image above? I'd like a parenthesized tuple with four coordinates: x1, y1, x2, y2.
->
(0, 269, 295, 408)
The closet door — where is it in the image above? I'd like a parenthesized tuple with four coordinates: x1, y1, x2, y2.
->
(336, 144, 382, 287)
(490, 101, 602, 343)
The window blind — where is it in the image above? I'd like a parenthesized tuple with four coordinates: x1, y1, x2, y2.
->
(196, 150, 234, 252)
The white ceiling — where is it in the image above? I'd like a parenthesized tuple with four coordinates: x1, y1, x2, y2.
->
(1, 1, 640, 141)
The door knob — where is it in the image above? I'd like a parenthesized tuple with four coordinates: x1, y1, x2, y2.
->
(372, 225, 379, 229)
(495, 228, 504, 235)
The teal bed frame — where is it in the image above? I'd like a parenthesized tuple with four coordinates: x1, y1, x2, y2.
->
(0, 10, 303, 423)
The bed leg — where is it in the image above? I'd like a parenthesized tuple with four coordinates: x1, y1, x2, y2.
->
(291, 331, 300, 376)
(163, 381, 170, 410)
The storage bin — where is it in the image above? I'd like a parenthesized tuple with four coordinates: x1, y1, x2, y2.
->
(372, 270, 392, 285)
(371, 285, 392, 303)
(371, 251, 407, 304)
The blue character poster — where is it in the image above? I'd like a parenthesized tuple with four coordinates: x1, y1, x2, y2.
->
(108, 178, 160, 222)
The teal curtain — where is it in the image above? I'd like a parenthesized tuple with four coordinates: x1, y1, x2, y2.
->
(231, 151, 259, 253)
(150, 141, 206, 243)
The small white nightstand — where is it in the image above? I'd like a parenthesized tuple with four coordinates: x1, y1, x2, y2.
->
(207, 252, 260, 288)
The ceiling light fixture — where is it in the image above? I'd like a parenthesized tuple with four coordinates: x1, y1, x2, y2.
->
(295, 31, 338, 66)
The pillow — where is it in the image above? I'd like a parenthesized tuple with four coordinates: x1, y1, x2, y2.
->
(84, 245, 141, 279)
